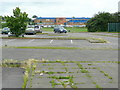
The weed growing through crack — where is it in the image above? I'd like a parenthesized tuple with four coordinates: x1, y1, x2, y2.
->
(96, 84, 102, 88)
(64, 67, 68, 72)
(100, 70, 113, 79)
(88, 63, 92, 66)
(86, 73, 92, 78)
(92, 82, 97, 84)
(76, 63, 84, 69)
(46, 71, 55, 75)
(29, 63, 37, 88)
(68, 76, 78, 88)
(48, 75, 73, 79)
(109, 81, 113, 83)
(81, 69, 89, 73)
(37, 59, 120, 64)
(59, 80, 67, 88)
(42, 64, 51, 66)
(76, 63, 89, 73)
(92, 82, 102, 89)
(22, 67, 30, 88)
(61, 62, 66, 66)
(50, 80, 56, 88)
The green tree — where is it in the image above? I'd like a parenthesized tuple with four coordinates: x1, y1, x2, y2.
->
(5, 7, 29, 37)
(86, 12, 115, 32)
(112, 12, 120, 23)
(32, 15, 38, 18)
(28, 18, 34, 25)
(0, 16, 7, 28)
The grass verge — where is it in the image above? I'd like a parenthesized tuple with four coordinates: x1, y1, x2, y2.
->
(42, 27, 88, 33)
(92, 34, 120, 38)
(3, 46, 118, 50)
(13, 46, 79, 49)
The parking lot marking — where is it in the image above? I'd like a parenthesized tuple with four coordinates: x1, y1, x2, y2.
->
(71, 40, 73, 44)
(27, 39, 35, 43)
(50, 40, 53, 43)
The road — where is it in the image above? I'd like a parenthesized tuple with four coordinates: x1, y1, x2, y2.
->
(1, 32, 119, 88)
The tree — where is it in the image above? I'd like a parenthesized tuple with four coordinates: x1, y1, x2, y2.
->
(112, 12, 120, 23)
(86, 12, 115, 32)
(5, 7, 29, 37)
(0, 16, 7, 28)
(32, 15, 38, 18)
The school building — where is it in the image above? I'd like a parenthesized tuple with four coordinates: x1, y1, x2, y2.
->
(34, 17, 91, 26)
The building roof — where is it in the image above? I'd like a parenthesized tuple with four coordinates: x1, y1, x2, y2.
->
(36, 17, 56, 19)
(36, 17, 91, 19)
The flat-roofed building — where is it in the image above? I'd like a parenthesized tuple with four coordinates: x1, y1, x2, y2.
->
(34, 17, 91, 26)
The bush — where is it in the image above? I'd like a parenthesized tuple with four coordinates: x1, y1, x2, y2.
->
(86, 12, 118, 32)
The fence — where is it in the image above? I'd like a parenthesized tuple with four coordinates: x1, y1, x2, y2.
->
(108, 23, 120, 32)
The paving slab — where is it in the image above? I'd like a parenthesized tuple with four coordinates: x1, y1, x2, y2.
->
(2, 67, 24, 88)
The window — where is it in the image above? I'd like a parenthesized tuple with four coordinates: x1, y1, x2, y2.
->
(46, 19, 50, 21)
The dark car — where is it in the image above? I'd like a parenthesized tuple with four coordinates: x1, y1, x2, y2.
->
(1, 27, 10, 34)
(54, 27, 67, 33)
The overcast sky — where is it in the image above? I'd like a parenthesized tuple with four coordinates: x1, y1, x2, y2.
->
(0, 0, 119, 18)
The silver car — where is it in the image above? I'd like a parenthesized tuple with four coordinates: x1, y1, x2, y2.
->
(25, 28, 36, 35)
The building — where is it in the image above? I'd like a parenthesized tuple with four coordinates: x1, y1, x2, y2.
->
(34, 17, 91, 26)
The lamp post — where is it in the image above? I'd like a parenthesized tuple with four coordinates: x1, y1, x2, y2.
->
(72, 16, 75, 30)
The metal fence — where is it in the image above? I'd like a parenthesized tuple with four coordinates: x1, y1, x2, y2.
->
(108, 23, 120, 32)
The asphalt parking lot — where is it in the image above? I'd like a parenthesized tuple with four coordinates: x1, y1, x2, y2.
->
(2, 39, 114, 48)
(1, 32, 119, 88)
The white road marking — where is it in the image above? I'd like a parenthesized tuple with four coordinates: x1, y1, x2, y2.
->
(71, 40, 73, 44)
(50, 40, 53, 43)
(27, 39, 35, 43)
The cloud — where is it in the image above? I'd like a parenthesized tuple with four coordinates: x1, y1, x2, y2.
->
(0, 0, 119, 18)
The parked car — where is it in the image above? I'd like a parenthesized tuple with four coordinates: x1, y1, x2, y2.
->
(34, 25, 42, 33)
(1, 27, 10, 34)
(25, 28, 36, 35)
(8, 32, 24, 37)
(34, 28, 42, 33)
(54, 27, 67, 33)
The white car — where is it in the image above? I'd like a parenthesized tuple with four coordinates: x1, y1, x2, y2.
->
(8, 32, 24, 37)
(25, 28, 36, 35)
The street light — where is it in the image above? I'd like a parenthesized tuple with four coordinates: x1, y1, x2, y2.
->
(72, 16, 75, 30)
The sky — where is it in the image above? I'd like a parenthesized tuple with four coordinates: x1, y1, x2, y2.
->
(0, 0, 119, 18)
